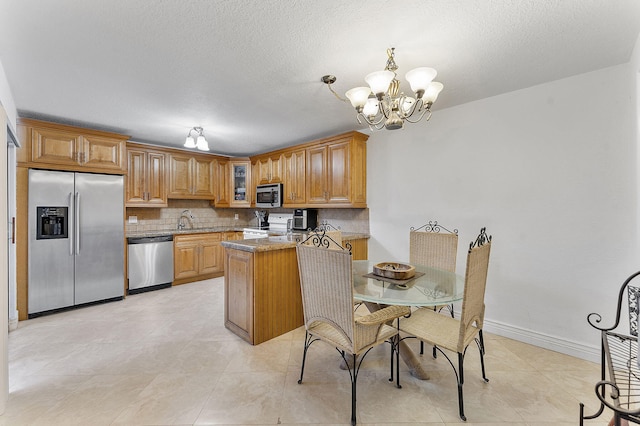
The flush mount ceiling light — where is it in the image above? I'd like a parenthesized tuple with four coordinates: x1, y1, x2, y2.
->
(322, 47, 444, 131)
(184, 126, 209, 151)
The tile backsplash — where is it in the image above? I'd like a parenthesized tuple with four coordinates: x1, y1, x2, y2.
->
(125, 200, 369, 234)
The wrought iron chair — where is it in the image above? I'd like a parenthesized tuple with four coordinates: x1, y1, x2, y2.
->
(301, 229, 344, 250)
(579, 271, 640, 426)
(400, 227, 492, 421)
(296, 239, 410, 426)
(410, 220, 459, 354)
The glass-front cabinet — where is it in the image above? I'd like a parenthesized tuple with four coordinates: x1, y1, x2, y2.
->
(230, 160, 251, 207)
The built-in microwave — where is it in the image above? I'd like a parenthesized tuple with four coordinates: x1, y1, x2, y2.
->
(255, 183, 283, 208)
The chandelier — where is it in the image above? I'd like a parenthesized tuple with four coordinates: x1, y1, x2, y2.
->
(184, 126, 209, 151)
(322, 48, 443, 131)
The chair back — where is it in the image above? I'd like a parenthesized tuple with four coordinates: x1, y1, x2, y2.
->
(628, 285, 639, 336)
(457, 228, 491, 349)
(296, 244, 355, 347)
(301, 230, 343, 250)
(409, 221, 458, 272)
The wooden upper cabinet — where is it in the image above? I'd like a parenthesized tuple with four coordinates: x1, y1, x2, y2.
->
(282, 148, 305, 206)
(214, 158, 231, 207)
(81, 135, 126, 171)
(126, 143, 167, 207)
(327, 141, 350, 203)
(246, 130, 367, 209)
(17, 118, 128, 174)
(305, 132, 367, 207)
(192, 156, 215, 198)
(253, 154, 282, 185)
(168, 153, 215, 199)
(230, 160, 251, 208)
(30, 127, 81, 165)
(168, 154, 191, 196)
(306, 145, 329, 204)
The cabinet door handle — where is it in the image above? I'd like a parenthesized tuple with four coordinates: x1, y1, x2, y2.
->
(11, 217, 15, 244)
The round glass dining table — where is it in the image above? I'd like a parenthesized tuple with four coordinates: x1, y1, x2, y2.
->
(352, 260, 465, 307)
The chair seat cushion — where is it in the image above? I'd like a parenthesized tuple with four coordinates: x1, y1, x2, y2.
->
(308, 320, 398, 355)
(399, 308, 479, 353)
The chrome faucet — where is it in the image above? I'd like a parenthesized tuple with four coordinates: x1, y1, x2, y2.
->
(177, 209, 195, 230)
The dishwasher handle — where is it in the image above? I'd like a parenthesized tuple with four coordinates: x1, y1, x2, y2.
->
(127, 235, 174, 244)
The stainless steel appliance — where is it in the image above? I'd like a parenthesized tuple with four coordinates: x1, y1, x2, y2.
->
(255, 183, 283, 208)
(293, 209, 317, 231)
(127, 235, 174, 294)
(28, 169, 125, 317)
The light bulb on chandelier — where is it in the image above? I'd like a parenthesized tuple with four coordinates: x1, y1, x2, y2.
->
(322, 47, 443, 131)
(184, 127, 209, 151)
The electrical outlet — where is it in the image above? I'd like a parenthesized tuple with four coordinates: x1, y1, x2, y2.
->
(234, 214, 239, 220)
(128, 216, 138, 224)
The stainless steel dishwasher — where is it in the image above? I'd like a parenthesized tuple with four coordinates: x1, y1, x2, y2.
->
(127, 235, 174, 294)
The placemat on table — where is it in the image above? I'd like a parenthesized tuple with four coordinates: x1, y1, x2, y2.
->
(362, 271, 425, 286)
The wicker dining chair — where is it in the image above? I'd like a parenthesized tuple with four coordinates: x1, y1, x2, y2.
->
(410, 220, 459, 354)
(400, 227, 492, 421)
(301, 228, 366, 311)
(296, 243, 410, 426)
(409, 220, 459, 274)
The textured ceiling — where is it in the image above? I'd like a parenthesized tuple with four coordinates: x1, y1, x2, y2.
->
(1, 0, 639, 156)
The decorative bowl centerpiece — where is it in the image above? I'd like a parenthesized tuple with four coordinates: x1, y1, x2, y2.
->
(373, 262, 416, 280)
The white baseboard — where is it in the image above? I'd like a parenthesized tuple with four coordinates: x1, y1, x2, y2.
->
(482, 318, 601, 363)
(8, 316, 18, 332)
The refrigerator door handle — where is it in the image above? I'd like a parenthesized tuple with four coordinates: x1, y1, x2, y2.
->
(68, 192, 75, 255)
(75, 192, 81, 255)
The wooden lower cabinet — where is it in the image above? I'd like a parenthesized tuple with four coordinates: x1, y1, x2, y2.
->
(173, 233, 224, 284)
(224, 247, 304, 345)
(224, 248, 254, 343)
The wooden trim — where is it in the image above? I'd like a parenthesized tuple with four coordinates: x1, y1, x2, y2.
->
(172, 271, 224, 286)
(17, 118, 130, 141)
(16, 167, 29, 321)
(250, 130, 369, 159)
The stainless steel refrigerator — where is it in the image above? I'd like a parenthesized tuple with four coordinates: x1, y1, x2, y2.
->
(28, 169, 125, 317)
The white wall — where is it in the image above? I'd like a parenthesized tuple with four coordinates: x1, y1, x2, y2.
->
(367, 62, 639, 361)
(0, 57, 15, 413)
(0, 60, 16, 132)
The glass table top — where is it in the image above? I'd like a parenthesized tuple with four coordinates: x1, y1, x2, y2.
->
(352, 260, 465, 307)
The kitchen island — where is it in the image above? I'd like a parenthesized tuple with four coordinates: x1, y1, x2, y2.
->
(221, 233, 369, 345)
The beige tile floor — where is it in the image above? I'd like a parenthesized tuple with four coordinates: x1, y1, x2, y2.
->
(1, 277, 613, 425)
